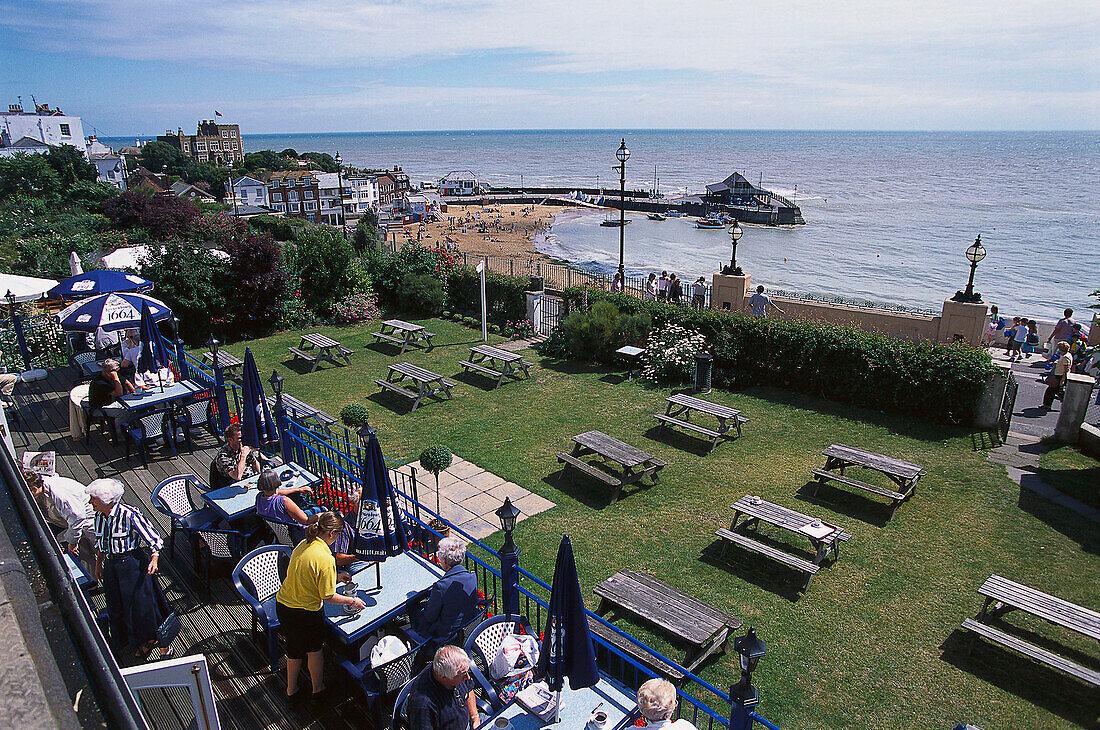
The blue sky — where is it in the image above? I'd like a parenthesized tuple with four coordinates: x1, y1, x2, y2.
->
(1, 0, 1097, 135)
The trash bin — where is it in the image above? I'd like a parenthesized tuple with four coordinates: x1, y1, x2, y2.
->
(529, 276, 544, 292)
(694, 352, 713, 394)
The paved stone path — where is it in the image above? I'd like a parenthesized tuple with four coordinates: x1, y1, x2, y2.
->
(987, 431, 1099, 524)
(986, 346, 1100, 439)
(396, 454, 555, 539)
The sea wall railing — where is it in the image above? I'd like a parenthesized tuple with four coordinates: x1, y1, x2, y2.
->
(0, 311, 68, 372)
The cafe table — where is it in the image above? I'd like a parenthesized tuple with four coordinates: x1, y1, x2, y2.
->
(483, 677, 637, 730)
(201, 461, 322, 522)
(116, 379, 204, 413)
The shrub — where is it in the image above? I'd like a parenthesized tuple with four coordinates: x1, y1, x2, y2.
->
(294, 226, 356, 312)
(463, 316, 479, 327)
(223, 233, 287, 339)
(340, 403, 370, 428)
(445, 267, 527, 325)
(535, 325, 571, 359)
(504, 319, 535, 339)
(489, 324, 501, 335)
(398, 274, 445, 316)
(330, 292, 383, 324)
(560, 300, 651, 364)
(641, 323, 707, 383)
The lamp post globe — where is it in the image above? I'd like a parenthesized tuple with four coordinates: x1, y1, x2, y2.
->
(727, 222, 744, 275)
(615, 138, 630, 286)
(268, 369, 284, 396)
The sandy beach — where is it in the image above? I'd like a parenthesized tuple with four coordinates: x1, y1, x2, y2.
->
(400, 203, 568, 260)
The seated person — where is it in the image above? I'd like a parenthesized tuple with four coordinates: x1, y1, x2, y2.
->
(331, 486, 371, 574)
(87, 359, 131, 408)
(407, 537, 479, 646)
(93, 326, 121, 358)
(255, 468, 316, 539)
(406, 645, 480, 730)
(119, 329, 141, 386)
(636, 678, 698, 730)
(210, 423, 262, 489)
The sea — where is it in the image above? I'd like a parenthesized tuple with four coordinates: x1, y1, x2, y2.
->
(109, 130, 1099, 320)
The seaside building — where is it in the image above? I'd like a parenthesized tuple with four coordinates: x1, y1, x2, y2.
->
(376, 171, 397, 207)
(439, 170, 487, 196)
(230, 175, 269, 208)
(343, 174, 379, 220)
(0, 101, 87, 156)
(170, 180, 215, 202)
(266, 170, 320, 221)
(313, 172, 345, 226)
(403, 190, 442, 220)
(157, 120, 244, 166)
(86, 135, 128, 190)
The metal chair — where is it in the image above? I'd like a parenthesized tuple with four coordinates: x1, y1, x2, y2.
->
(391, 666, 428, 730)
(125, 408, 176, 467)
(193, 527, 247, 593)
(262, 516, 303, 547)
(463, 613, 535, 709)
(232, 545, 292, 673)
(151, 474, 219, 559)
(341, 639, 425, 729)
(71, 350, 97, 382)
(175, 397, 222, 449)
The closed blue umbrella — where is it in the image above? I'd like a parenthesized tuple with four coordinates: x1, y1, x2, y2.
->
(137, 301, 170, 376)
(48, 270, 153, 301)
(353, 426, 409, 563)
(55, 292, 170, 333)
(537, 534, 598, 715)
(240, 348, 277, 449)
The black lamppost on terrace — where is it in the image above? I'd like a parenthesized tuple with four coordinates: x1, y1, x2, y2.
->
(615, 138, 630, 285)
(226, 160, 238, 217)
(335, 151, 347, 240)
(725, 221, 744, 275)
(495, 497, 522, 617)
(951, 234, 987, 303)
(729, 626, 767, 730)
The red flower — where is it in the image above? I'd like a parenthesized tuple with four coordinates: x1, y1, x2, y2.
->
(477, 589, 486, 600)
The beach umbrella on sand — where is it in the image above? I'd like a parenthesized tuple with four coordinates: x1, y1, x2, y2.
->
(537, 535, 599, 720)
(137, 301, 171, 390)
(49, 270, 153, 301)
(69, 251, 83, 276)
(56, 292, 170, 333)
(353, 425, 408, 572)
(240, 348, 278, 449)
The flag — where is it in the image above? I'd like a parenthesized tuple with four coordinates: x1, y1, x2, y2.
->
(215, 110, 223, 117)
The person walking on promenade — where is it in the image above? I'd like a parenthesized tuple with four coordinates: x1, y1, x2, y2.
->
(746, 285, 784, 319)
(1004, 317, 1022, 358)
(1008, 316, 1028, 361)
(657, 271, 669, 301)
(1046, 308, 1076, 353)
(1021, 320, 1040, 359)
(691, 277, 707, 310)
(1042, 341, 1073, 411)
(646, 273, 658, 300)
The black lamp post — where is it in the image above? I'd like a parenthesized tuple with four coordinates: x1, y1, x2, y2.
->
(495, 497, 522, 617)
(206, 334, 220, 364)
(5, 290, 15, 320)
(335, 151, 348, 240)
(269, 369, 288, 461)
(952, 234, 987, 303)
(614, 138, 630, 286)
(729, 627, 767, 730)
(725, 222, 744, 275)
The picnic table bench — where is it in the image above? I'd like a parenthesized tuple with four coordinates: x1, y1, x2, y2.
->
(654, 393, 749, 453)
(203, 349, 244, 379)
(288, 332, 354, 372)
(557, 430, 667, 505)
(370, 319, 436, 354)
(812, 443, 925, 519)
(459, 344, 532, 388)
(594, 570, 741, 673)
(266, 393, 336, 430)
(376, 362, 456, 412)
(962, 575, 1100, 687)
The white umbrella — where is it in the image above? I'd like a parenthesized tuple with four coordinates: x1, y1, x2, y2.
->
(69, 251, 83, 276)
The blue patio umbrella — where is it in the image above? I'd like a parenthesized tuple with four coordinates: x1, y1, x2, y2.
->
(48, 270, 153, 301)
(537, 534, 598, 715)
(55, 292, 171, 333)
(353, 426, 409, 563)
(137, 301, 171, 389)
(240, 348, 278, 449)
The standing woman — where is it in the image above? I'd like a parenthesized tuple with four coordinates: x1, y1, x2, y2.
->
(88, 478, 173, 659)
(275, 511, 365, 705)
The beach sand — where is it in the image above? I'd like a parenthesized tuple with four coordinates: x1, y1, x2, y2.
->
(394, 203, 568, 260)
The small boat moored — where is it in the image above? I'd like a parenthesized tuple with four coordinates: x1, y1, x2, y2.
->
(647, 212, 667, 221)
(696, 216, 725, 229)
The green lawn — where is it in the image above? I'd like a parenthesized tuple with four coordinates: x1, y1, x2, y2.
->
(1040, 443, 1100, 510)
(224, 318, 1100, 730)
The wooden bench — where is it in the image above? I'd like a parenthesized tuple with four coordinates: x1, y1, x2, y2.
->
(370, 319, 436, 354)
(557, 430, 667, 505)
(587, 616, 687, 685)
(371, 331, 405, 346)
(715, 528, 821, 589)
(594, 570, 741, 672)
(812, 443, 924, 520)
(654, 394, 749, 453)
(289, 333, 353, 372)
(376, 362, 456, 412)
(557, 452, 620, 486)
(459, 344, 532, 388)
(962, 619, 1100, 687)
(811, 468, 910, 519)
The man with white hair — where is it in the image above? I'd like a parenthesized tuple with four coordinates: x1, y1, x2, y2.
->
(409, 536, 480, 645)
(636, 678, 697, 729)
(406, 645, 480, 730)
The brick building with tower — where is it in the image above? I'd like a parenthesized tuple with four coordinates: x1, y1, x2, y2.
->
(157, 120, 243, 166)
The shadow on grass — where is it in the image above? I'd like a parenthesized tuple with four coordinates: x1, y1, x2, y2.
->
(451, 370, 500, 391)
(598, 373, 631, 385)
(792, 480, 891, 528)
(534, 356, 619, 378)
(940, 630, 1100, 729)
(642, 425, 714, 458)
(540, 469, 652, 510)
(1036, 442, 1100, 511)
(1016, 482, 1100, 555)
(697, 539, 803, 603)
(279, 357, 348, 376)
(366, 390, 416, 415)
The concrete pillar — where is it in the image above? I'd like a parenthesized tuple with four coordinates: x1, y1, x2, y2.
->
(938, 298, 988, 346)
(1090, 313, 1100, 346)
(525, 290, 542, 334)
(1054, 373, 1094, 443)
(711, 273, 750, 313)
(973, 361, 1011, 429)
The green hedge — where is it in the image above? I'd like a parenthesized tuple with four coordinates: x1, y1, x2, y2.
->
(561, 289, 994, 425)
(445, 268, 528, 327)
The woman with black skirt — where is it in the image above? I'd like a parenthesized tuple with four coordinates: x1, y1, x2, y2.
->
(88, 478, 173, 660)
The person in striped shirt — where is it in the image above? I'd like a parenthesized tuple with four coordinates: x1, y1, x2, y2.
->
(88, 478, 173, 660)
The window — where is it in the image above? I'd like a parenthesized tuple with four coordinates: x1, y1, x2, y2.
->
(59, 124, 71, 136)
(273, 203, 285, 212)
(271, 192, 282, 202)
(288, 191, 298, 201)
(304, 201, 316, 211)
(307, 214, 315, 222)
(197, 142, 206, 151)
(290, 202, 299, 212)
(210, 142, 220, 151)
(222, 130, 228, 137)
(303, 190, 314, 199)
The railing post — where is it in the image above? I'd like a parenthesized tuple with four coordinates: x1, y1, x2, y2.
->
(11, 312, 31, 370)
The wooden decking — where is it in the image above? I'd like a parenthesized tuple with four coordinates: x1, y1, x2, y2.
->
(9, 366, 367, 730)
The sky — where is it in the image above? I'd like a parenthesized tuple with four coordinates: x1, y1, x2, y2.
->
(1, 0, 1097, 136)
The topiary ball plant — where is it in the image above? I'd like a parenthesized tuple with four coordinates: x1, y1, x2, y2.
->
(419, 445, 453, 514)
(340, 403, 370, 428)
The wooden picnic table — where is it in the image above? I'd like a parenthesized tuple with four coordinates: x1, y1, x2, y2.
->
(654, 393, 749, 453)
(265, 393, 336, 428)
(370, 319, 436, 354)
(288, 332, 354, 372)
(724, 495, 851, 565)
(557, 430, 666, 505)
(376, 362, 456, 412)
(594, 570, 741, 672)
(459, 344, 531, 388)
(812, 443, 926, 519)
(962, 574, 1100, 687)
(203, 349, 244, 379)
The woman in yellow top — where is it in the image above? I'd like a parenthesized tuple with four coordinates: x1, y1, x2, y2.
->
(275, 511, 365, 705)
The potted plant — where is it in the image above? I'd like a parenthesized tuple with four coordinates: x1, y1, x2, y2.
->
(418, 445, 453, 516)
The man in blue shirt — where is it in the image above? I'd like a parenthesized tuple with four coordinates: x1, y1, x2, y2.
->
(406, 645, 480, 730)
(409, 536, 479, 644)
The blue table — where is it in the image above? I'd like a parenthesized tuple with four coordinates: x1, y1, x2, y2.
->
(323, 551, 443, 653)
(201, 461, 321, 522)
(117, 379, 204, 412)
(484, 678, 637, 730)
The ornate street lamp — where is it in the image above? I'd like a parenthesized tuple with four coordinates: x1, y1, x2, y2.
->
(226, 159, 239, 217)
(951, 234, 987, 303)
(729, 627, 767, 730)
(335, 151, 348, 240)
(268, 368, 283, 397)
(5, 290, 16, 320)
(614, 138, 630, 285)
(495, 497, 522, 617)
(205, 334, 220, 365)
(725, 222, 744, 275)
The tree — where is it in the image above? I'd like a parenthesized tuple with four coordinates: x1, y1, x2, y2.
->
(299, 152, 337, 173)
(45, 145, 98, 187)
(418, 445, 452, 514)
(104, 191, 200, 239)
(223, 233, 287, 338)
(351, 210, 381, 252)
(292, 225, 355, 312)
(138, 238, 228, 345)
(0, 154, 62, 201)
(139, 141, 188, 176)
(242, 150, 294, 174)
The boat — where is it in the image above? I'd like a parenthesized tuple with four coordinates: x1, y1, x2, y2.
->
(600, 217, 631, 227)
(647, 213, 666, 221)
(695, 216, 725, 229)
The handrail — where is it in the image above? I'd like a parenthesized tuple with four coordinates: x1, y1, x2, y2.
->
(750, 712, 783, 730)
(282, 429, 358, 482)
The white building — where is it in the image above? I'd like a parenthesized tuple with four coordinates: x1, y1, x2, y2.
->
(439, 170, 486, 196)
(343, 175, 379, 220)
(230, 175, 268, 208)
(0, 102, 87, 155)
(403, 190, 442, 219)
(313, 172, 345, 226)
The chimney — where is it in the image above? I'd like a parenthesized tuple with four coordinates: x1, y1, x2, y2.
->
(178, 127, 183, 136)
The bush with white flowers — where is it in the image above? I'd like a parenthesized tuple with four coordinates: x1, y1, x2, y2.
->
(641, 323, 708, 383)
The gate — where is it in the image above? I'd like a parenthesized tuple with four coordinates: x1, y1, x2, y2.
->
(539, 294, 562, 336)
(998, 370, 1018, 442)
